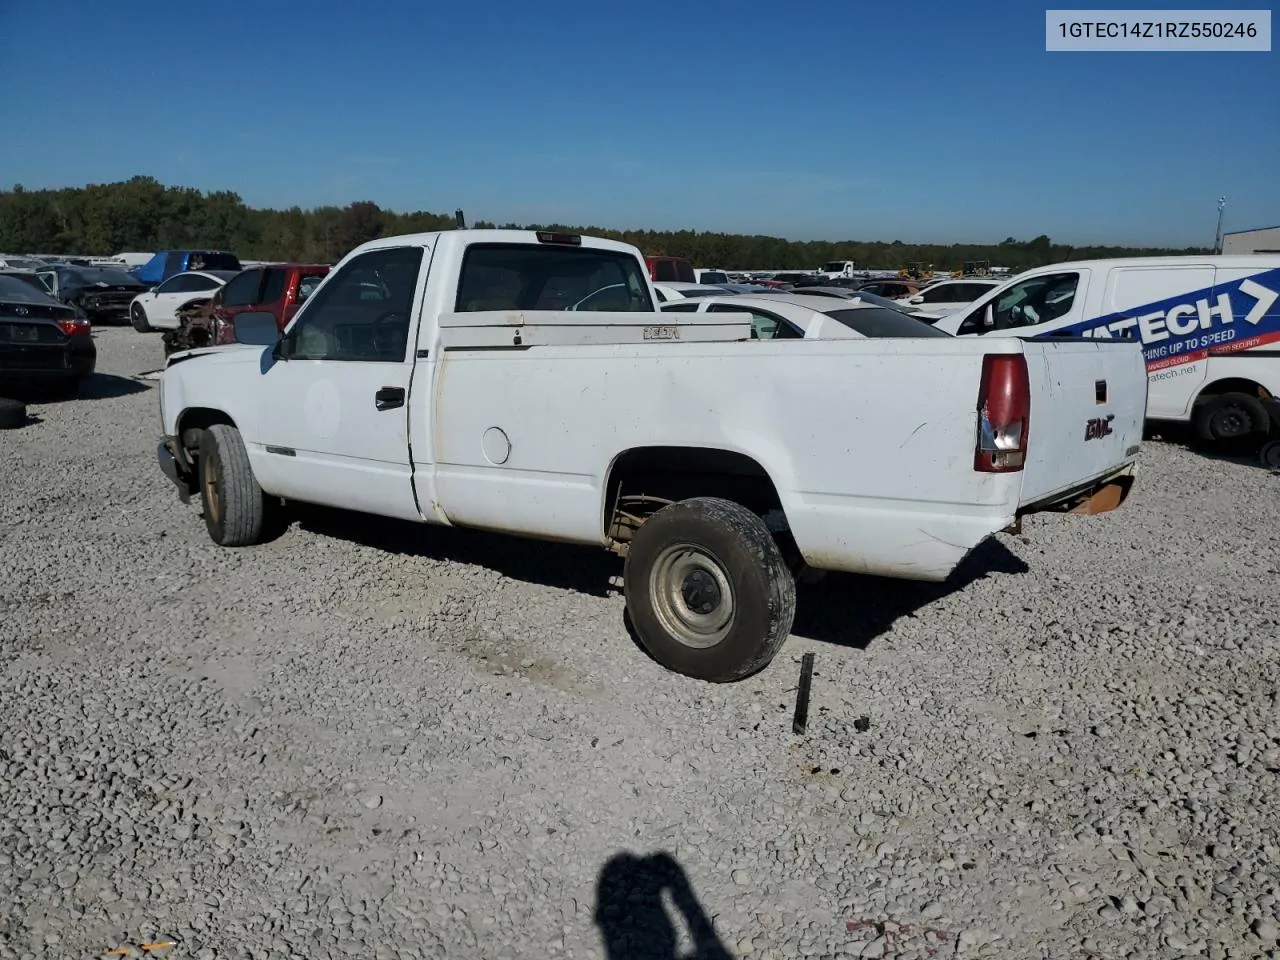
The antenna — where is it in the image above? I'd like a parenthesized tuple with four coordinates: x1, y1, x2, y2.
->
(455, 209, 467, 229)
(1214, 196, 1226, 254)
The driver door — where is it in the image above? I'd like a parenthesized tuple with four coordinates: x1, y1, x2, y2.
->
(252, 244, 430, 521)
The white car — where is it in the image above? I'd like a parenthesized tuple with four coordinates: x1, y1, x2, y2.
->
(896, 278, 1002, 316)
(129, 270, 240, 332)
(758, 286, 947, 322)
(652, 282, 730, 302)
(659, 293, 954, 339)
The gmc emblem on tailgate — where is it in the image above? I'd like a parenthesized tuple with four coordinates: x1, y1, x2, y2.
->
(1085, 414, 1115, 441)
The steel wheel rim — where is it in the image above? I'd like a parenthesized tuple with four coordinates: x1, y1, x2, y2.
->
(649, 542, 735, 649)
(203, 451, 221, 524)
(1212, 405, 1250, 437)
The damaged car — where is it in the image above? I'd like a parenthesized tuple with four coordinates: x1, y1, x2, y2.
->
(35, 264, 149, 324)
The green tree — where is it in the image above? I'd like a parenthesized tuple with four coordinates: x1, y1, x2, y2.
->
(0, 177, 1211, 268)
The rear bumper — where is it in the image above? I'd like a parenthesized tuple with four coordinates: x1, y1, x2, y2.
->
(0, 340, 96, 380)
(157, 437, 193, 504)
(1017, 461, 1137, 518)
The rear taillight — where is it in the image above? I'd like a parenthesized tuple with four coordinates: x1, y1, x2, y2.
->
(56, 317, 92, 337)
(975, 353, 1030, 473)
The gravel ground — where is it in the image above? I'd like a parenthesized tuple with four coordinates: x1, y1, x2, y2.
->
(2, 326, 1279, 960)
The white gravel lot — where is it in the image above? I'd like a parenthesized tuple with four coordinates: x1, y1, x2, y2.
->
(2, 326, 1279, 960)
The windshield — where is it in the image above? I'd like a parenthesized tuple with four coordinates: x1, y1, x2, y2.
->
(3, 258, 44, 270)
(0, 274, 57, 301)
(66, 267, 140, 286)
(699, 272, 729, 284)
(821, 262, 848, 272)
(826, 307, 953, 338)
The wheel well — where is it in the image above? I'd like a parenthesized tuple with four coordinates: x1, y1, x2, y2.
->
(603, 446, 786, 549)
(1196, 378, 1272, 403)
(176, 408, 237, 465)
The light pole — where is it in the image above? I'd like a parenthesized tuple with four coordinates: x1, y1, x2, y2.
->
(1214, 196, 1226, 253)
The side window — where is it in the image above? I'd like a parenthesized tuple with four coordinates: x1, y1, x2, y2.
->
(709, 304, 800, 340)
(168, 275, 205, 293)
(284, 246, 424, 362)
(259, 268, 287, 305)
(296, 274, 324, 303)
(959, 283, 993, 302)
(37, 272, 56, 294)
(220, 269, 263, 307)
(920, 284, 957, 304)
(187, 274, 221, 291)
(992, 273, 1080, 330)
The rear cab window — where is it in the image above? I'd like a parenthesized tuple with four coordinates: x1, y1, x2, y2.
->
(826, 307, 953, 338)
(456, 244, 654, 313)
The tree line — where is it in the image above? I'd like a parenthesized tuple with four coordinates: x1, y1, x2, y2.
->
(0, 176, 1209, 271)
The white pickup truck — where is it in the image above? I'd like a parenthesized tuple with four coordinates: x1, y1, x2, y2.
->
(156, 229, 1146, 683)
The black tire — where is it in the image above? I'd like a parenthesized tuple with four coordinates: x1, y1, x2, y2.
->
(623, 496, 797, 683)
(130, 303, 153, 333)
(198, 423, 267, 547)
(1193, 392, 1269, 442)
(0, 397, 26, 429)
(1261, 440, 1280, 470)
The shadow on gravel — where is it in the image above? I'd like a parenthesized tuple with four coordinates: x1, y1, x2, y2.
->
(1144, 423, 1277, 471)
(595, 851, 732, 960)
(292, 506, 622, 597)
(788, 537, 1030, 651)
(6, 373, 152, 404)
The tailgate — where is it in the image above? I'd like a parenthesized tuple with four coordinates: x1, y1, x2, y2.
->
(1018, 337, 1146, 506)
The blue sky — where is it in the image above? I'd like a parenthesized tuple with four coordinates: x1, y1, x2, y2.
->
(0, 0, 1276, 246)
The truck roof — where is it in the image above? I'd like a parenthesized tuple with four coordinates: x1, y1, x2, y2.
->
(354, 229, 642, 258)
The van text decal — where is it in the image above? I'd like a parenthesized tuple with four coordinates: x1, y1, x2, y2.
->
(1059, 267, 1280, 371)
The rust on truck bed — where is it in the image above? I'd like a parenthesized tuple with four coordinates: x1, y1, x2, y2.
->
(1018, 464, 1137, 519)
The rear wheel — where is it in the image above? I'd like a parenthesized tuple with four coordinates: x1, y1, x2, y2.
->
(130, 303, 153, 333)
(198, 424, 268, 546)
(1261, 440, 1280, 470)
(1194, 392, 1269, 442)
(623, 497, 796, 683)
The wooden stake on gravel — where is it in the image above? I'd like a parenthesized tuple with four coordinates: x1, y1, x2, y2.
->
(793, 652, 815, 735)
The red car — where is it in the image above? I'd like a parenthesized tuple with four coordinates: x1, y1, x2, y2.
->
(210, 263, 331, 345)
(644, 255, 695, 283)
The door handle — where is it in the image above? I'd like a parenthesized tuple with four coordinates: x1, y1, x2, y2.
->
(375, 386, 405, 411)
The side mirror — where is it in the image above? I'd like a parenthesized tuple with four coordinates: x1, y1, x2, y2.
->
(908, 295, 924, 305)
(234, 311, 282, 347)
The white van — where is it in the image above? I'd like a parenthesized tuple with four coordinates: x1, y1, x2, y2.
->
(933, 256, 1280, 442)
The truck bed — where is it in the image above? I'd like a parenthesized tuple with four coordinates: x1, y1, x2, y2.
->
(422, 333, 1144, 581)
